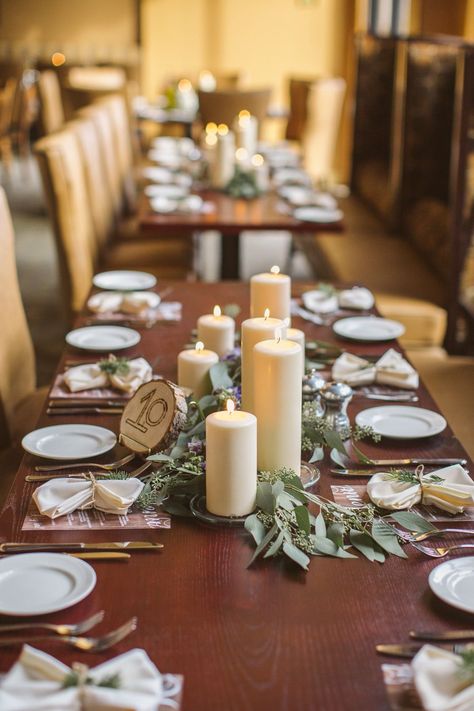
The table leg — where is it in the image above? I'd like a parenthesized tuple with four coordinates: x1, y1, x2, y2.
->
(221, 232, 240, 280)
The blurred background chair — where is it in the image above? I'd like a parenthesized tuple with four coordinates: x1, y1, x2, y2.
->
(197, 87, 272, 130)
(37, 70, 65, 135)
(285, 77, 316, 143)
(0, 77, 17, 171)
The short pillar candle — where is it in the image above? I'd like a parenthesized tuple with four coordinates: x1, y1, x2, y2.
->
(197, 305, 235, 357)
(206, 400, 257, 517)
(286, 326, 306, 377)
(254, 334, 302, 475)
(250, 266, 291, 321)
(177, 341, 218, 400)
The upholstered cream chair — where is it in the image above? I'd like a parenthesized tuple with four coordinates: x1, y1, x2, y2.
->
(303, 77, 346, 182)
(197, 88, 272, 129)
(37, 70, 65, 135)
(0, 186, 47, 453)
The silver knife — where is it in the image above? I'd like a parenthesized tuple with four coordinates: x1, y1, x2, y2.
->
(336, 458, 467, 467)
(0, 541, 164, 553)
(376, 643, 474, 658)
(330, 468, 381, 476)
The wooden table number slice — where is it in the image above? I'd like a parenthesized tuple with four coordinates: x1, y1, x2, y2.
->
(119, 380, 188, 455)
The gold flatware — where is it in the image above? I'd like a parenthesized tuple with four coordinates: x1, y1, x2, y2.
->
(49, 399, 125, 408)
(69, 552, 130, 560)
(359, 458, 467, 467)
(376, 643, 473, 658)
(46, 407, 124, 416)
(0, 616, 138, 651)
(410, 629, 474, 641)
(329, 468, 379, 477)
(0, 541, 163, 553)
(27, 460, 152, 482)
(84, 318, 158, 329)
(34, 453, 136, 472)
(412, 527, 474, 542)
(411, 541, 474, 558)
(0, 610, 104, 635)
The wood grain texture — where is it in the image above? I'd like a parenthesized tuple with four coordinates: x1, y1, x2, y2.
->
(0, 281, 472, 711)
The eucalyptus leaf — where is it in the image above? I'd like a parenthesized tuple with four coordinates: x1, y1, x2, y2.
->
(324, 429, 347, 455)
(264, 530, 284, 558)
(371, 519, 408, 558)
(222, 303, 241, 319)
(330, 448, 350, 468)
(244, 514, 266, 545)
(247, 523, 279, 567)
(389, 511, 438, 534)
(256, 482, 275, 514)
(326, 522, 344, 548)
(351, 443, 374, 465)
(349, 529, 379, 562)
(282, 541, 310, 570)
(315, 513, 326, 537)
(209, 362, 233, 389)
(294, 505, 311, 534)
(309, 446, 324, 463)
(147, 453, 173, 462)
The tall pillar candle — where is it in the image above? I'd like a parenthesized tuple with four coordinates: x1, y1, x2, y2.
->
(241, 312, 287, 414)
(286, 327, 306, 377)
(254, 336, 302, 475)
(251, 153, 269, 192)
(197, 305, 235, 357)
(209, 125, 235, 188)
(250, 266, 291, 321)
(233, 110, 258, 157)
(206, 399, 257, 517)
(177, 341, 218, 400)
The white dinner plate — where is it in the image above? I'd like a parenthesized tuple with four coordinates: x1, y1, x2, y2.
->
(144, 184, 189, 200)
(66, 325, 141, 352)
(355, 406, 447, 439)
(22, 424, 117, 460)
(333, 316, 405, 342)
(0, 553, 96, 616)
(93, 270, 157, 291)
(429, 557, 474, 614)
(293, 206, 343, 223)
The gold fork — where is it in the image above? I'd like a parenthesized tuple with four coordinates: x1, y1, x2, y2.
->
(0, 616, 138, 650)
(0, 610, 104, 636)
(34, 453, 136, 473)
(26, 460, 151, 483)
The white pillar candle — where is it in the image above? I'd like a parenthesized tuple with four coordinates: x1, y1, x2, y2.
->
(209, 125, 235, 188)
(241, 310, 287, 414)
(251, 153, 269, 192)
(206, 399, 257, 517)
(233, 110, 258, 156)
(177, 341, 218, 400)
(254, 334, 302, 475)
(250, 265, 291, 321)
(286, 327, 305, 377)
(197, 305, 235, 357)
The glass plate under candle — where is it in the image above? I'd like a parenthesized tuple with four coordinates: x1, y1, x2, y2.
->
(190, 495, 249, 526)
(300, 462, 320, 489)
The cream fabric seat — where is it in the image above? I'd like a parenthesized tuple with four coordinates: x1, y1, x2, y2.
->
(303, 77, 346, 182)
(37, 70, 65, 135)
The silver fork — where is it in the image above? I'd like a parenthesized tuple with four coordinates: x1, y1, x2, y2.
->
(411, 541, 474, 558)
(0, 616, 138, 650)
(26, 460, 151, 483)
(0, 610, 104, 636)
(34, 453, 136, 473)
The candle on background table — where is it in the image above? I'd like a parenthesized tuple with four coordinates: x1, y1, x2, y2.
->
(250, 265, 291, 321)
(251, 153, 269, 192)
(241, 309, 287, 414)
(209, 124, 235, 188)
(235, 147, 251, 170)
(198, 69, 217, 92)
(177, 341, 218, 400)
(285, 321, 305, 377)
(233, 109, 258, 157)
(206, 399, 257, 517)
(254, 332, 302, 475)
(197, 305, 235, 357)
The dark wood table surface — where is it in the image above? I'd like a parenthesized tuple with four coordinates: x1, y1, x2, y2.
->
(138, 192, 344, 279)
(1, 281, 472, 711)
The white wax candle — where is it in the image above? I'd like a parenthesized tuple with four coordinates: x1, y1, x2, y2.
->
(250, 266, 291, 321)
(254, 337, 302, 475)
(233, 111, 258, 156)
(177, 341, 218, 400)
(206, 399, 257, 517)
(286, 327, 305, 377)
(197, 305, 235, 357)
(209, 126, 235, 188)
(251, 153, 269, 192)
(240, 311, 287, 414)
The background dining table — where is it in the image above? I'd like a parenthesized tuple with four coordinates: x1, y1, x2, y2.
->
(0, 281, 472, 711)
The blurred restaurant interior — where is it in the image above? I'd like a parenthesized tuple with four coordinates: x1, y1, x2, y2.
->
(0, 0, 474, 709)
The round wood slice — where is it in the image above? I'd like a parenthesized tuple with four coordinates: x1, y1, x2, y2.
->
(119, 380, 188, 455)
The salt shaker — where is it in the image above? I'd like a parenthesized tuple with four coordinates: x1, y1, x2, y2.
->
(302, 369, 326, 417)
(320, 381, 353, 439)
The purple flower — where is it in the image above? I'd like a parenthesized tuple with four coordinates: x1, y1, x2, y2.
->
(187, 437, 203, 454)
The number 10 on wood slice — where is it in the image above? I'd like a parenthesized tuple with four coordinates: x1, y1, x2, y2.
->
(119, 380, 188, 455)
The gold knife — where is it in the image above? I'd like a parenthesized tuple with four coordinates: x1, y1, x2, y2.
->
(349, 458, 467, 467)
(376, 643, 474, 658)
(47, 408, 123, 416)
(410, 629, 474, 641)
(0, 542, 164, 553)
(69, 552, 130, 560)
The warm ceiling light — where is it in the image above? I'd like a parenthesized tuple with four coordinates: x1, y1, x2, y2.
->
(51, 52, 66, 67)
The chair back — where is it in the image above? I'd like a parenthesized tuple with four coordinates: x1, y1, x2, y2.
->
(37, 70, 65, 135)
(303, 77, 346, 181)
(34, 130, 95, 316)
(285, 78, 316, 142)
(0, 77, 17, 137)
(0, 187, 36, 449)
(198, 88, 271, 129)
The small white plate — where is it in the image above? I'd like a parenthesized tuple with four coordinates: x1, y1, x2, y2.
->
(66, 326, 141, 352)
(429, 557, 474, 614)
(293, 206, 343, 223)
(333, 316, 405, 342)
(0, 553, 96, 616)
(355, 406, 447, 439)
(273, 169, 311, 188)
(93, 270, 157, 291)
(22, 424, 117, 459)
(144, 184, 189, 200)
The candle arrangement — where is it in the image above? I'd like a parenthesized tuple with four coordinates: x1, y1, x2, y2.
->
(197, 305, 235, 356)
(233, 109, 258, 157)
(177, 341, 218, 400)
(209, 124, 236, 188)
(250, 265, 291, 321)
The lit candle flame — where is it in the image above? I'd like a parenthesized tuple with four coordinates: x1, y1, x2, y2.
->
(178, 78, 192, 92)
(238, 109, 251, 126)
(251, 153, 264, 167)
(264, 308, 270, 320)
(205, 122, 218, 134)
(213, 305, 221, 318)
(226, 399, 235, 414)
(235, 147, 248, 161)
(275, 328, 282, 344)
(195, 341, 204, 352)
(217, 123, 228, 136)
(270, 265, 280, 275)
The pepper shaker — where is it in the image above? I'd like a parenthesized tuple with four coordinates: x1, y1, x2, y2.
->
(320, 381, 353, 439)
(302, 369, 326, 417)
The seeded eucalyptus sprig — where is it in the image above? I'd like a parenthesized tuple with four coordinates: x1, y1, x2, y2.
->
(386, 469, 444, 485)
(459, 649, 474, 685)
(98, 355, 130, 376)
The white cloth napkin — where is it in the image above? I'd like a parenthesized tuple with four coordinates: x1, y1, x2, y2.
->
(0, 644, 181, 710)
(367, 465, 474, 513)
(87, 293, 123, 314)
(88, 292, 160, 316)
(331, 348, 419, 390)
(302, 289, 339, 314)
(33, 476, 144, 519)
(412, 644, 474, 711)
(338, 287, 374, 310)
(64, 358, 152, 394)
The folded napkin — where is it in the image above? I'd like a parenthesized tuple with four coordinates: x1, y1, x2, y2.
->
(331, 348, 419, 390)
(301, 289, 339, 314)
(367, 465, 474, 514)
(33, 476, 145, 519)
(64, 358, 152, 394)
(412, 644, 474, 711)
(0, 644, 182, 710)
(87, 292, 123, 314)
(338, 286, 374, 310)
(88, 292, 160, 316)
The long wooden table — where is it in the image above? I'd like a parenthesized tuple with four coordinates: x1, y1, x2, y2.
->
(1, 282, 472, 710)
(138, 192, 344, 279)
